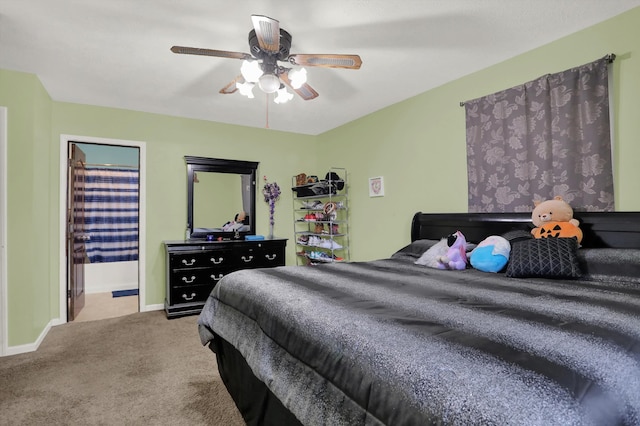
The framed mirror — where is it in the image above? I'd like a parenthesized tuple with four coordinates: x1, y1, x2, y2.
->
(185, 156, 259, 239)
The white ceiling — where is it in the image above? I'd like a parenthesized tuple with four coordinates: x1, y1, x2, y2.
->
(2, 1, 640, 135)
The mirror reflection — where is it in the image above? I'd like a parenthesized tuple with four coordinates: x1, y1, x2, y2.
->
(193, 172, 250, 231)
(186, 156, 258, 239)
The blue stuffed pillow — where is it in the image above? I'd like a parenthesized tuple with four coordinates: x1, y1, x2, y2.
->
(470, 236, 510, 273)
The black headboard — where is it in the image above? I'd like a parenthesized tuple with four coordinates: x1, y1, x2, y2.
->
(411, 211, 640, 249)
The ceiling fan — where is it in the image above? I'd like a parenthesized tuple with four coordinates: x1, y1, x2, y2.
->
(171, 15, 362, 102)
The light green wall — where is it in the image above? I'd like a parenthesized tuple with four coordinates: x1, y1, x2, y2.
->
(0, 79, 317, 346)
(50, 103, 316, 318)
(0, 69, 53, 346)
(2, 6, 640, 348)
(321, 6, 640, 261)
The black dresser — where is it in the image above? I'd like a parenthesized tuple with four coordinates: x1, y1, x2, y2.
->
(164, 238, 287, 318)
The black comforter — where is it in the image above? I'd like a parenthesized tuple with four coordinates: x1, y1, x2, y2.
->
(198, 255, 640, 425)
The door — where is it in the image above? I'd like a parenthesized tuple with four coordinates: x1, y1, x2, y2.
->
(67, 144, 88, 321)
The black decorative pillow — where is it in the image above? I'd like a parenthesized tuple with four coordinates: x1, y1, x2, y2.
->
(501, 229, 534, 244)
(506, 237, 582, 279)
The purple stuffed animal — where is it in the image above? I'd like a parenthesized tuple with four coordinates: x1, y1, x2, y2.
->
(436, 230, 468, 270)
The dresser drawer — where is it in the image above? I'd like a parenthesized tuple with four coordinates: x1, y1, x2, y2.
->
(170, 266, 231, 287)
(164, 238, 287, 318)
(169, 248, 234, 269)
(234, 245, 261, 268)
(234, 241, 287, 269)
(255, 245, 286, 268)
(170, 284, 212, 305)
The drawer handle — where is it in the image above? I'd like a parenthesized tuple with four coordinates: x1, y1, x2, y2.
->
(241, 255, 254, 263)
(210, 257, 224, 265)
(182, 292, 196, 301)
(265, 254, 277, 261)
(211, 273, 224, 281)
(182, 258, 196, 266)
(182, 275, 196, 284)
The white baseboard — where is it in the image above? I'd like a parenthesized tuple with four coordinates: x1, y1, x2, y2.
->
(3, 304, 165, 357)
(51, 317, 65, 326)
(4, 318, 54, 356)
(142, 303, 164, 312)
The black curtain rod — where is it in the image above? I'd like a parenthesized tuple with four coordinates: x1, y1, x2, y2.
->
(459, 53, 616, 107)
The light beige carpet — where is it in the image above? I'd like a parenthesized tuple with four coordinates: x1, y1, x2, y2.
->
(74, 292, 139, 323)
(0, 311, 244, 425)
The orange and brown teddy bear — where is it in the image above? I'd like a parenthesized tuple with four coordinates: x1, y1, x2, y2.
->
(531, 196, 583, 244)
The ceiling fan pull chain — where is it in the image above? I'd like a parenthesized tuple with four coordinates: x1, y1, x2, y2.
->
(265, 93, 270, 129)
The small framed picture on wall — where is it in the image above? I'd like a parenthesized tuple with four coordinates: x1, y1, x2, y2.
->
(369, 176, 384, 197)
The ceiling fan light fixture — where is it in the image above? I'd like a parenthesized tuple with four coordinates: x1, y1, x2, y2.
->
(240, 60, 263, 83)
(258, 73, 280, 93)
(288, 68, 307, 89)
(236, 81, 255, 98)
(172, 15, 361, 102)
(274, 87, 294, 104)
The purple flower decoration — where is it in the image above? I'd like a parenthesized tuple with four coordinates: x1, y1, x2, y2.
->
(262, 176, 281, 227)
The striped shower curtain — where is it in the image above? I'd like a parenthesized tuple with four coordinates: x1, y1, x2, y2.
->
(84, 167, 139, 263)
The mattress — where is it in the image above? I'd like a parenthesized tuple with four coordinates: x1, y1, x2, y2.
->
(198, 252, 640, 425)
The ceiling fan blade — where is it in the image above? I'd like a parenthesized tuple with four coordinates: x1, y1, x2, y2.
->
(251, 15, 280, 53)
(171, 46, 252, 60)
(288, 54, 362, 69)
(280, 72, 319, 101)
(219, 75, 245, 95)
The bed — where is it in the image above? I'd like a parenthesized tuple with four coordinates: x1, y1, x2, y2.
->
(197, 211, 640, 425)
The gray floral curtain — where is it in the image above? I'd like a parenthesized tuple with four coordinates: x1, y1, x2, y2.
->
(465, 56, 614, 212)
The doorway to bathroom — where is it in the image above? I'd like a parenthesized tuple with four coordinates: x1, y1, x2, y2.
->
(60, 135, 146, 323)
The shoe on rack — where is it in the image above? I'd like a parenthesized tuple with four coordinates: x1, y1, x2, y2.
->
(315, 223, 324, 234)
(319, 239, 342, 250)
(318, 252, 333, 261)
(302, 201, 320, 209)
(296, 173, 307, 187)
(330, 224, 339, 234)
(309, 251, 324, 260)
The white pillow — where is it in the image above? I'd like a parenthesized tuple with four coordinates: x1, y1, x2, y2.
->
(414, 238, 449, 268)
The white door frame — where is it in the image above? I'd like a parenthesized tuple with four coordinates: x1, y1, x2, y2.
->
(59, 135, 147, 323)
(0, 107, 8, 356)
